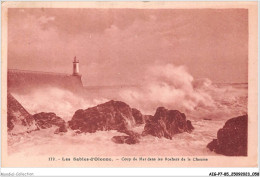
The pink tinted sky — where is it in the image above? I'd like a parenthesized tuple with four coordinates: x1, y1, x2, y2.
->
(8, 8, 248, 86)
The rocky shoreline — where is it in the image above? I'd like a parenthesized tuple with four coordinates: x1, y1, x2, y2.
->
(7, 92, 248, 156)
(207, 115, 248, 156)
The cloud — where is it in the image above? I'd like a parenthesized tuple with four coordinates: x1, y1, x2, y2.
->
(8, 8, 248, 85)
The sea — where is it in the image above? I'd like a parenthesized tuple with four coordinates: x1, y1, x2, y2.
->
(8, 81, 247, 156)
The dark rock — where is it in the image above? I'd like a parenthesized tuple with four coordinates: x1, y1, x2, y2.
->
(58, 124, 68, 132)
(7, 92, 38, 134)
(207, 139, 218, 151)
(186, 120, 194, 132)
(132, 108, 145, 124)
(74, 130, 82, 135)
(142, 107, 194, 139)
(203, 118, 212, 121)
(54, 124, 68, 134)
(33, 112, 67, 133)
(207, 115, 248, 156)
(68, 100, 144, 133)
(112, 135, 140, 145)
(144, 115, 153, 123)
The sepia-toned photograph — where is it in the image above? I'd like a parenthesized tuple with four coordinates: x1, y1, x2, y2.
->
(1, 1, 258, 169)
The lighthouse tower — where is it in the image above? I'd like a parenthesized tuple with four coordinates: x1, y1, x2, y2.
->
(72, 56, 80, 76)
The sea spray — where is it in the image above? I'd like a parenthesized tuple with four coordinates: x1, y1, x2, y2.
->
(12, 87, 108, 121)
(119, 64, 247, 120)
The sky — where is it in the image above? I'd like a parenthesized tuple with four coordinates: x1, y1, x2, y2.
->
(8, 8, 248, 86)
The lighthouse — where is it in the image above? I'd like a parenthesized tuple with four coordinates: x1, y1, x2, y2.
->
(72, 56, 80, 76)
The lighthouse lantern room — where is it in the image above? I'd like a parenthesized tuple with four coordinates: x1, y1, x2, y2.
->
(72, 56, 80, 76)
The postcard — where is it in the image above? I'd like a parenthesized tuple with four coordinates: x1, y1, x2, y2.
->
(1, 1, 258, 168)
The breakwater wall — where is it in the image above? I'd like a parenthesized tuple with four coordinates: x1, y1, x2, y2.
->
(8, 69, 83, 93)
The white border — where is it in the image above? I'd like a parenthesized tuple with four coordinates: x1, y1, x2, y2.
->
(0, 0, 259, 176)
